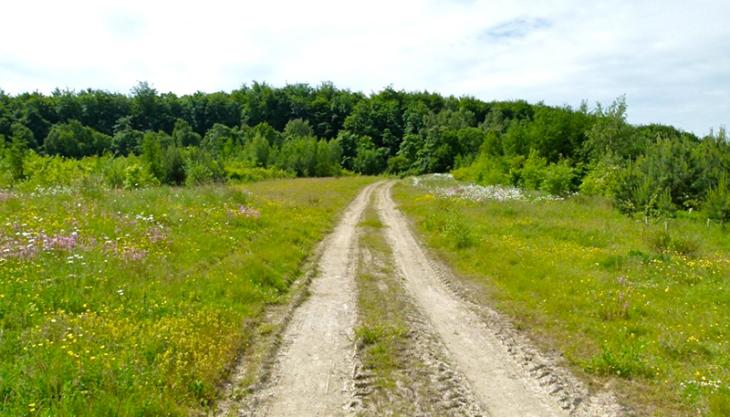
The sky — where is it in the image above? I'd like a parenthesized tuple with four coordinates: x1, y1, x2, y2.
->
(1, 0, 728, 135)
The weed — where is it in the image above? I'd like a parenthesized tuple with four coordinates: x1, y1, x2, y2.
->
(356, 325, 386, 347)
(588, 343, 653, 379)
(648, 230, 700, 257)
(444, 218, 476, 249)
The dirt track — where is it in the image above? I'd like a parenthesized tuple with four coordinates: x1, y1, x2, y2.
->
(232, 181, 625, 417)
(238, 182, 378, 417)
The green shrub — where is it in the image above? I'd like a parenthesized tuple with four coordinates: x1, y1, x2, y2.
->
(101, 156, 127, 188)
(452, 154, 509, 185)
(541, 161, 576, 196)
(123, 163, 159, 189)
(579, 158, 622, 197)
(519, 150, 547, 190)
(704, 177, 730, 225)
(184, 149, 225, 186)
(588, 343, 653, 379)
(614, 165, 676, 217)
(161, 146, 186, 185)
(386, 154, 410, 175)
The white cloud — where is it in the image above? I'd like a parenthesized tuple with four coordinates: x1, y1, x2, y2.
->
(0, 0, 728, 135)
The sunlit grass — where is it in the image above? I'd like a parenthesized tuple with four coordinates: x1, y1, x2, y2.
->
(0, 177, 373, 416)
(394, 180, 730, 416)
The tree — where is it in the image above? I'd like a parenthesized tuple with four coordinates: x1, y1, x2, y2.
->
(162, 146, 186, 185)
(6, 135, 28, 181)
(10, 122, 35, 149)
(283, 118, 314, 139)
(172, 118, 201, 147)
(111, 116, 143, 156)
(141, 131, 168, 181)
(704, 177, 730, 225)
(583, 97, 646, 161)
(353, 136, 387, 175)
(44, 120, 111, 157)
(202, 123, 242, 157)
(131, 82, 165, 131)
(244, 134, 271, 167)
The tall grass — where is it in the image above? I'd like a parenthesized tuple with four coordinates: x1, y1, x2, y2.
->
(394, 180, 730, 416)
(0, 177, 373, 416)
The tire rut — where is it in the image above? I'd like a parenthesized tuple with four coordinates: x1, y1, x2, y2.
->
(223, 179, 626, 417)
(375, 181, 627, 417)
(235, 181, 381, 417)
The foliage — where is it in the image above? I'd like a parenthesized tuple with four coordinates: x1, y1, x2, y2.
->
(275, 137, 341, 177)
(579, 157, 622, 198)
(44, 120, 112, 158)
(704, 177, 730, 224)
(582, 96, 646, 160)
(541, 160, 577, 196)
(184, 148, 226, 186)
(352, 136, 386, 175)
(1, 83, 726, 223)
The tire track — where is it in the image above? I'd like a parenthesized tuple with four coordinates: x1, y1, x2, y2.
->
(375, 181, 625, 417)
(238, 182, 381, 417)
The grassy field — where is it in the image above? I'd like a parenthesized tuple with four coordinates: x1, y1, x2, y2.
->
(0, 177, 373, 417)
(394, 177, 730, 416)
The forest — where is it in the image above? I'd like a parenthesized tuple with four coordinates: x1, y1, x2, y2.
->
(0, 81, 728, 221)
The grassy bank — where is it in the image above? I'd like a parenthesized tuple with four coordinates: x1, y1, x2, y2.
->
(393, 178, 730, 416)
(0, 177, 373, 416)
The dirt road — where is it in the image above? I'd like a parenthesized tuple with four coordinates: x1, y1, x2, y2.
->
(239, 182, 378, 417)
(233, 181, 623, 416)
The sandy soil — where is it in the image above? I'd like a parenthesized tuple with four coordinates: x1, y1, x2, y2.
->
(238, 182, 379, 417)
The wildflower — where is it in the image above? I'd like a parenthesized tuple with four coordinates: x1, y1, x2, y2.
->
(235, 206, 261, 219)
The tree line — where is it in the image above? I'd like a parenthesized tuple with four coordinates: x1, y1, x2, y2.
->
(0, 82, 728, 221)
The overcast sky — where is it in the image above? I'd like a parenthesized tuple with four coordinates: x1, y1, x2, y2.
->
(1, 0, 728, 135)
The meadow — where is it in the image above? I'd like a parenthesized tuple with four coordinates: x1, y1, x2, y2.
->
(0, 177, 372, 416)
(394, 177, 730, 416)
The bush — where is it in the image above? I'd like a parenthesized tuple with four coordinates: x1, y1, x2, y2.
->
(648, 230, 699, 256)
(519, 150, 547, 190)
(100, 156, 127, 188)
(614, 165, 676, 217)
(161, 146, 186, 185)
(386, 154, 410, 175)
(21, 153, 87, 187)
(184, 149, 225, 186)
(541, 161, 576, 196)
(352, 137, 386, 175)
(275, 137, 341, 177)
(123, 163, 158, 189)
(704, 177, 730, 225)
(579, 158, 622, 197)
(452, 154, 510, 185)
(6, 137, 27, 181)
(225, 165, 292, 183)
(44, 120, 112, 157)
